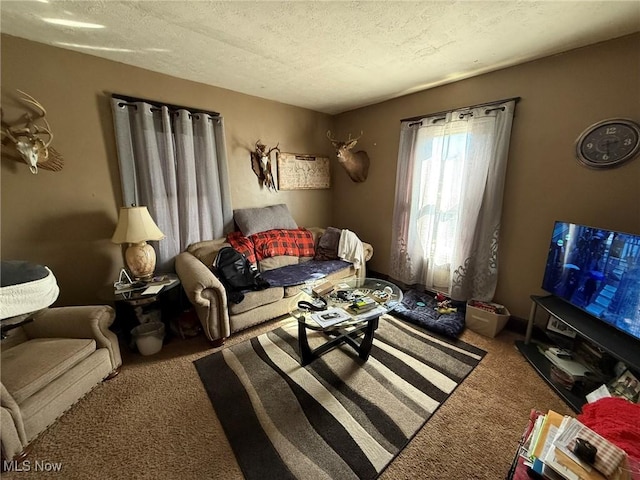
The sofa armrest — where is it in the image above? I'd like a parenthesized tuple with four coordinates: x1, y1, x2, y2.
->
(175, 251, 231, 342)
(1, 382, 27, 461)
(363, 242, 373, 263)
(185, 238, 230, 268)
(23, 306, 122, 370)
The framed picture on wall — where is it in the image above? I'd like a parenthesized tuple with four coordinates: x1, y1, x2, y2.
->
(277, 152, 330, 190)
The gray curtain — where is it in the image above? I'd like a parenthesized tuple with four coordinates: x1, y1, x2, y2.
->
(110, 99, 232, 272)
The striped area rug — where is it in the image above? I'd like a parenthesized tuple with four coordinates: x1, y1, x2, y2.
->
(194, 315, 486, 479)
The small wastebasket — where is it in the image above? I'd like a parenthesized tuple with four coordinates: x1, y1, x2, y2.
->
(131, 321, 165, 356)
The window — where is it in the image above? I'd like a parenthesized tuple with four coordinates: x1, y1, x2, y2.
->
(110, 96, 232, 271)
(390, 100, 516, 300)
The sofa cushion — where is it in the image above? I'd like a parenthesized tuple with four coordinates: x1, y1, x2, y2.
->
(229, 287, 285, 315)
(1, 337, 96, 404)
(21, 348, 112, 443)
(283, 262, 355, 297)
(261, 259, 353, 287)
(314, 227, 341, 261)
(259, 255, 299, 272)
(234, 204, 298, 236)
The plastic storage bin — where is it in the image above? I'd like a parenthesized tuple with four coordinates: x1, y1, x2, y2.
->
(131, 321, 165, 355)
(465, 301, 510, 338)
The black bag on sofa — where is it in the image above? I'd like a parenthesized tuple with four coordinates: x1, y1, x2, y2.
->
(213, 247, 269, 303)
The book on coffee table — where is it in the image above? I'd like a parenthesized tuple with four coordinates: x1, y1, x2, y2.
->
(351, 296, 377, 312)
(350, 305, 386, 322)
(311, 308, 351, 328)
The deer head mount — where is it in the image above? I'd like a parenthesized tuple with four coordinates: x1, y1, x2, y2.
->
(1, 90, 63, 174)
(327, 130, 370, 182)
(251, 140, 280, 191)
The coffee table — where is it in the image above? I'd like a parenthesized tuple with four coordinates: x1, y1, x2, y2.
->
(291, 277, 403, 366)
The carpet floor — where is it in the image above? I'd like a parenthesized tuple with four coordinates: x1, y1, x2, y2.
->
(1, 315, 573, 479)
(194, 316, 485, 479)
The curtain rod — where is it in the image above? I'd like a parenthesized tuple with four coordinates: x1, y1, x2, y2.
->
(400, 96, 520, 123)
(111, 93, 220, 117)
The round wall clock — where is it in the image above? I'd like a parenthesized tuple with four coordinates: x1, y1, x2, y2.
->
(575, 118, 640, 169)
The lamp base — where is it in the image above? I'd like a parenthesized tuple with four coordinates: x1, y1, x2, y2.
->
(125, 241, 156, 281)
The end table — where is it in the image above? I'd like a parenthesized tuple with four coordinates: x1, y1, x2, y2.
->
(99, 274, 183, 350)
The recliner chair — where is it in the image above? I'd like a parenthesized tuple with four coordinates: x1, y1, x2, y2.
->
(1, 305, 122, 461)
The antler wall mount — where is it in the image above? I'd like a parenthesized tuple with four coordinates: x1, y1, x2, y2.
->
(251, 140, 280, 191)
(327, 130, 370, 182)
(1, 89, 63, 174)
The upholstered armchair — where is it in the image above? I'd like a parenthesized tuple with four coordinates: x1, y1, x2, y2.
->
(1, 305, 122, 462)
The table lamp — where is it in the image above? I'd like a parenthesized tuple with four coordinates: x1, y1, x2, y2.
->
(111, 206, 165, 281)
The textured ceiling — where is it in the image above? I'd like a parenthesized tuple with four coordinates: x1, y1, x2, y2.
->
(2, 1, 639, 114)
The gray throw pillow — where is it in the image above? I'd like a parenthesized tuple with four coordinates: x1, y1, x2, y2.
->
(234, 204, 298, 236)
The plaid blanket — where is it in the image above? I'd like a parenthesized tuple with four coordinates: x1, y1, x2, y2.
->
(226, 231, 257, 264)
(251, 229, 315, 261)
(227, 228, 315, 264)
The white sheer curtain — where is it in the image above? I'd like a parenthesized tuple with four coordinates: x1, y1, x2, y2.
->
(389, 100, 515, 301)
(111, 99, 233, 272)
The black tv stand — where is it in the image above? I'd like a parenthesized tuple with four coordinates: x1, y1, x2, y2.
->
(515, 294, 640, 412)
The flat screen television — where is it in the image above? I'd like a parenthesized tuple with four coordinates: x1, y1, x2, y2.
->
(542, 221, 640, 342)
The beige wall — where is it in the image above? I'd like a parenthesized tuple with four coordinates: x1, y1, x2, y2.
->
(1, 35, 334, 306)
(2, 34, 639, 322)
(333, 33, 640, 322)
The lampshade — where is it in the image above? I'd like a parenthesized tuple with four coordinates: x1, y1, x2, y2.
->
(111, 206, 165, 244)
(112, 206, 165, 281)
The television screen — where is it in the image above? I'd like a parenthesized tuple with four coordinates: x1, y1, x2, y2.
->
(542, 221, 640, 342)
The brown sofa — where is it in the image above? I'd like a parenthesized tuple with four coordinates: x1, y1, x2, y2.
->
(1, 306, 122, 461)
(176, 227, 373, 346)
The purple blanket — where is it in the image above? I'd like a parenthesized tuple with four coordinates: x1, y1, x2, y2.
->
(260, 259, 352, 287)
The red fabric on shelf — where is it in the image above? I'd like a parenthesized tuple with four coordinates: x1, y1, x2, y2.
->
(578, 397, 640, 459)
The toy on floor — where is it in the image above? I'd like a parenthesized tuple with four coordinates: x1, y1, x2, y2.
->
(435, 292, 457, 314)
